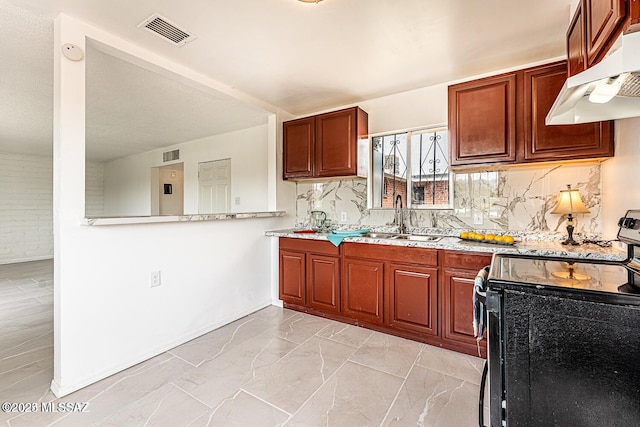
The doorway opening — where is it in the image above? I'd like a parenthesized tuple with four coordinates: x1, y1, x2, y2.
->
(151, 163, 184, 215)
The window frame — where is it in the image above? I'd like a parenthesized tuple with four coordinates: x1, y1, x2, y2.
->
(368, 124, 453, 210)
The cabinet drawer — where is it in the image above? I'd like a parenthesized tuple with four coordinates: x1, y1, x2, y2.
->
(280, 237, 339, 256)
(343, 243, 437, 267)
(443, 251, 492, 271)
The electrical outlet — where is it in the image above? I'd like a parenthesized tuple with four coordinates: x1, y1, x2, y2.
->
(235, 197, 241, 205)
(150, 270, 161, 288)
(340, 212, 347, 222)
(473, 211, 483, 225)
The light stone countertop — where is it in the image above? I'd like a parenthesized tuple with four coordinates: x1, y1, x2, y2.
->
(82, 211, 286, 226)
(265, 229, 628, 262)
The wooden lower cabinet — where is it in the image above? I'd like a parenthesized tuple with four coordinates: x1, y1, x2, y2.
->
(441, 251, 492, 358)
(278, 238, 493, 358)
(342, 257, 384, 324)
(278, 238, 340, 311)
(307, 254, 340, 313)
(386, 264, 438, 336)
(279, 250, 306, 306)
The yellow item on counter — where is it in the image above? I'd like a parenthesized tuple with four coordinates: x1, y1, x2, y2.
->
(503, 235, 515, 243)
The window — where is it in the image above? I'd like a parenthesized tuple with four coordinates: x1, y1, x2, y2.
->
(370, 126, 451, 209)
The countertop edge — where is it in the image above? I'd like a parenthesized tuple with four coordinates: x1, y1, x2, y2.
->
(265, 230, 628, 262)
(82, 211, 286, 226)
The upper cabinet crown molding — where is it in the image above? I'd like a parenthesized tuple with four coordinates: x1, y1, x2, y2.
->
(283, 107, 368, 181)
(448, 60, 614, 170)
(569, 0, 640, 77)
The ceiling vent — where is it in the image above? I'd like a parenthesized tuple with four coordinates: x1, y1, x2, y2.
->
(163, 149, 180, 162)
(138, 14, 196, 47)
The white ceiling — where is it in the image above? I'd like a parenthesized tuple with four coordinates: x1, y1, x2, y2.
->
(1, 0, 572, 161)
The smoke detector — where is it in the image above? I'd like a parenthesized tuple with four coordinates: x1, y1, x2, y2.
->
(138, 13, 196, 47)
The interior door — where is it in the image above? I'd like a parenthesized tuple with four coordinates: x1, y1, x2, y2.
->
(198, 159, 231, 213)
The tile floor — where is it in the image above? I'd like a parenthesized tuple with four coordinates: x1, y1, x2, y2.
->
(1, 260, 488, 426)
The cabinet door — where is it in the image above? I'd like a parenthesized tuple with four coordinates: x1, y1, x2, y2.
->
(279, 250, 306, 305)
(523, 62, 614, 161)
(449, 73, 518, 167)
(586, 0, 626, 66)
(386, 264, 438, 336)
(342, 257, 384, 324)
(315, 108, 357, 177)
(283, 117, 315, 179)
(442, 269, 487, 357)
(567, 1, 587, 77)
(307, 254, 340, 313)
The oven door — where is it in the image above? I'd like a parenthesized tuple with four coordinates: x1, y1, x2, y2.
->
(486, 287, 505, 427)
(487, 284, 640, 426)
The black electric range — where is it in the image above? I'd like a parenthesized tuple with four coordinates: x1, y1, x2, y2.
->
(484, 209, 640, 427)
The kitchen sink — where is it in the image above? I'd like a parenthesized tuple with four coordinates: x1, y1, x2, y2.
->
(361, 232, 441, 242)
(392, 234, 441, 241)
(361, 232, 399, 239)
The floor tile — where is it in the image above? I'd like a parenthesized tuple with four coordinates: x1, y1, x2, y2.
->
(242, 336, 356, 414)
(169, 316, 271, 367)
(416, 344, 485, 385)
(381, 366, 481, 427)
(93, 383, 210, 427)
(316, 321, 373, 348)
(349, 331, 422, 378)
(189, 390, 289, 427)
(265, 312, 333, 344)
(0, 261, 484, 427)
(287, 360, 404, 427)
(173, 333, 298, 409)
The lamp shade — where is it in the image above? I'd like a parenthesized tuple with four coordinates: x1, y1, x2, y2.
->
(551, 185, 591, 215)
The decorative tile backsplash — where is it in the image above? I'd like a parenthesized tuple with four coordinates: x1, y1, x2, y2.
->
(296, 162, 602, 239)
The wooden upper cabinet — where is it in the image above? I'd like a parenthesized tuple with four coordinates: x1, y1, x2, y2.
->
(283, 107, 368, 180)
(449, 60, 614, 169)
(567, 0, 588, 77)
(283, 117, 315, 179)
(316, 108, 360, 177)
(585, 0, 626, 65)
(523, 62, 614, 161)
(449, 73, 518, 167)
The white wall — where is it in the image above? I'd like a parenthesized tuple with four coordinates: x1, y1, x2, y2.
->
(85, 161, 104, 216)
(52, 14, 291, 397)
(358, 83, 448, 134)
(601, 117, 640, 239)
(103, 124, 269, 216)
(0, 152, 53, 264)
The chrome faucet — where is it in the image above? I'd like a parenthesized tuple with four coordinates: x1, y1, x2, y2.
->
(394, 194, 406, 234)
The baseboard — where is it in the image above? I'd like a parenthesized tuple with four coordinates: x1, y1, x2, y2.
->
(50, 300, 272, 398)
(271, 299, 283, 307)
(0, 255, 53, 266)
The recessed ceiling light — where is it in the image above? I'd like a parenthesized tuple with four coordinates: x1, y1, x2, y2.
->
(299, 0, 323, 3)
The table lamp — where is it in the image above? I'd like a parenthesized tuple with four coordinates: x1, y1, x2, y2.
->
(551, 184, 591, 245)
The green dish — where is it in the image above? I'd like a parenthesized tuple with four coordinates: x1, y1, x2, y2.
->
(331, 229, 370, 235)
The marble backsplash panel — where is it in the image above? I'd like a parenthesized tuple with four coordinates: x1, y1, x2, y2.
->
(296, 162, 602, 237)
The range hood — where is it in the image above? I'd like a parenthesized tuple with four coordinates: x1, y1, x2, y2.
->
(546, 31, 640, 125)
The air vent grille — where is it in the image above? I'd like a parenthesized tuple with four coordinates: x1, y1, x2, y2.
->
(619, 73, 640, 98)
(163, 149, 180, 162)
(138, 14, 195, 47)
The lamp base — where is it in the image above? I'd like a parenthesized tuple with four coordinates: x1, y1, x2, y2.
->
(561, 238, 580, 246)
(562, 220, 580, 246)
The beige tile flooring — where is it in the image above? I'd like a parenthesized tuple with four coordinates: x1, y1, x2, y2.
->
(1, 260, 488, 426)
